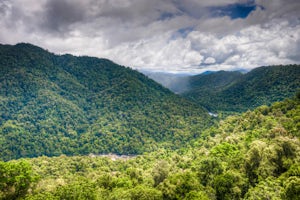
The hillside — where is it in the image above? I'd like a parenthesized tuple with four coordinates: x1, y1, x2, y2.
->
(187, 71, 243, 92)
(0, 43, 212, 161)
(183, 65, 300, 113)
(1, 95, 299, 200)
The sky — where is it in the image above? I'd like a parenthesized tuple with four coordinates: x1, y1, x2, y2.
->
(0, 0, 300, 74)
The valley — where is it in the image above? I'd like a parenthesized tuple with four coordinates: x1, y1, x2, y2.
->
(0, 43, 212, 160)
(1, 94, 299, 200)
(144, 66, 300, 115)
(0, 44, 299, 200)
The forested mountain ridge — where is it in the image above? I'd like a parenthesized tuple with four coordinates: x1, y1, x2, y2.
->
(187, 71, 243, 92)
(183, 65, 300, 113)
(1, 94, 299, 200)
(0, 43, 212, 160)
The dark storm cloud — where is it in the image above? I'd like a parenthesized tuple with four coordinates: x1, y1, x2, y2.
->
(171, 0, 209, 19)
(0, 0, 300, 73)
(0, 0, 10, 15)
(43, 0, 87, 32)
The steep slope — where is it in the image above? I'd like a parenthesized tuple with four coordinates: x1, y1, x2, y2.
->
(0, 43, 212, 161)
(188, 70, 243, 91)
(183, 65, 300, 113)
(2, 95, 299, 200)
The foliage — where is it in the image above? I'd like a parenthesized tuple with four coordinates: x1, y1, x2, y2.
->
(0, 95, 298, 199)
(0, 43, 212, 160)
(183, 65, 300, 114)
(0, 160, 37, 200)
(1, 43, 300, 199)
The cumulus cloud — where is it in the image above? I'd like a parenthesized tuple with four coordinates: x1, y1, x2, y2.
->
(204, 57, 216, 64)
(0, 0, 299, 73)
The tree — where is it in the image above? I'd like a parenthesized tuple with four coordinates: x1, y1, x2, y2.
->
(0, 161, 37, 200)
(158, 171, 201, 200)
(152, 160, 169, 187)
(129, 185, 162, 200)
(244, 177, 283, 200)
(197, 157, 223, 186)
(284, 177, 300, 200)
(54, 180, 97, 200)
(213, 171, 248, 200)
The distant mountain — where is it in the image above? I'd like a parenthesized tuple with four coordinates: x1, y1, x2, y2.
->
(141, 71, 190, 94)
(183, 65, 300, 113)
(142, 70, 248, 94)
(0, 43, 212, 160)
(188, 70, 243, 92)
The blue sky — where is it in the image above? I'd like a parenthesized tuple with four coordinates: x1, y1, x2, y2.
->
(210, 2, 257, 19)
(0, 0, 300, 73)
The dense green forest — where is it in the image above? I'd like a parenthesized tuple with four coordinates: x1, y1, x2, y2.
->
(1, 43, 299, 199)
(183, 65, 300, 114)
(1, 94, 299, 199)
(0, 43, 212, 160)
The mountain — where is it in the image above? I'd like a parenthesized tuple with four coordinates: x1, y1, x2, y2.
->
(0, 43, 212, 161)
(2, 94, 299, 200)
(141, 71, 190, 94)
(183, 65, 300, 113)
(187, 70, 243, 92)
(142, 70, 248, 94)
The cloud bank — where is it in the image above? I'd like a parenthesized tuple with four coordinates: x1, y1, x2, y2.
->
(0, 0, 299, 73)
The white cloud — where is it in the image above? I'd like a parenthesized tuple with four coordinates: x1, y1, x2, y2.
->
(179, 18, 300, 72)
(0, 0, 299, 73)
(204, 57, 216, 64)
